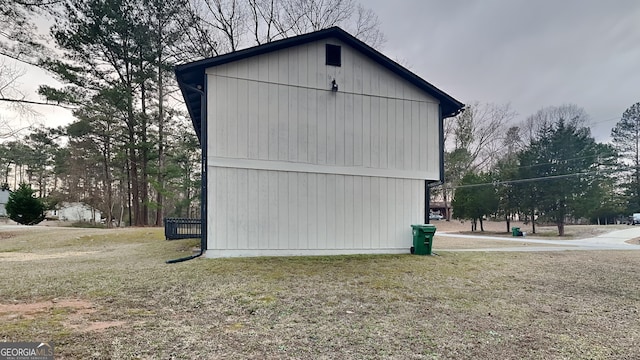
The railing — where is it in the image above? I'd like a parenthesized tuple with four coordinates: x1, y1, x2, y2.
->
(164, 218, 202, 240)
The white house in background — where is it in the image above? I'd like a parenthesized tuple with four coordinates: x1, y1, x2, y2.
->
(175, 27, 463, 258)
(0, 189, 9, 217)
(47, 202, 101, 223)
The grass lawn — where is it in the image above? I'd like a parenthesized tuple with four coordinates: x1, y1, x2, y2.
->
(1, 226, 639, 359)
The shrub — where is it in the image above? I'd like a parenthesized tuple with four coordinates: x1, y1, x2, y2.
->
(5, 183, 45, 225)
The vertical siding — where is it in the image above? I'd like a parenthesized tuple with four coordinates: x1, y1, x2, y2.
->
(204, 37, 445, 256)
(206, 38, 441, 179)
(257, 82, 269, 160)
(247, 81, 259, 159)
(208, 167, 424, 255)
(307, 89, 317, 164)
(237, 79, 248, 159)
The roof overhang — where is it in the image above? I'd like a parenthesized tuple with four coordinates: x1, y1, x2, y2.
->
(175, 26, 464, 142)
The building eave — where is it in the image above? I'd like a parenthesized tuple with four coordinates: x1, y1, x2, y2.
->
(175, 26, 464, 142)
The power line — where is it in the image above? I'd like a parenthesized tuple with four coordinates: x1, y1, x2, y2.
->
(0, 97, 76, 110)
(451, 169, 615, 190)
(586, 116, 622, 127)
(510, 154, 617, 171)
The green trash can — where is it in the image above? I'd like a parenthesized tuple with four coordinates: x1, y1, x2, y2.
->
(511, 227, 521, 236)
(411, 224, 436, 255)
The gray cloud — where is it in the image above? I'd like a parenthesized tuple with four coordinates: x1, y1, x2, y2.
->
(367, 0, 640, 140)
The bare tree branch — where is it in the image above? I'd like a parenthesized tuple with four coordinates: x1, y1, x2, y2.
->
(181, 0, 385, 61)
(0, 97, 76, 109)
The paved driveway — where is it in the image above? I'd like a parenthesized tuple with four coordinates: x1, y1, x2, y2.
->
(436, 227, 640, 252)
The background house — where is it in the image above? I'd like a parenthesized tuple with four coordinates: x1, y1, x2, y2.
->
(176, 27, 463, 257)
(429, 200, 451, 220)
(47, 202, 101, 223)
(0, 189, 9, 217)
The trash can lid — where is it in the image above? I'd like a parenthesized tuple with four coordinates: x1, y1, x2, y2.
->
(411, 224, 436, 232)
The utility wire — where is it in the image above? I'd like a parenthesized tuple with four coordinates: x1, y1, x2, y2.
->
(451, 169, 617, 190)
(0, 97, 76, 110)
(509, 154, 617, 171)
(586, 116, 622, 127)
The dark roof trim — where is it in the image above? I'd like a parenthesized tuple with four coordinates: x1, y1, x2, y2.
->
(176, 26, 464, 141)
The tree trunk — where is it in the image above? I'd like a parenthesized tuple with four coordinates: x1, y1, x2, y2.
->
(155, 39, 165, 226)
(119, 200, 124, 228)
(557, 222, 565, 236)
(3, 163, 10, 185)
(531, 208, 536, 234)
(126, 100, 142, 226)
(126, 156, 134, 226)
(443, 186, 450, 221)
(480, 217, 484, 231)
(505, 214, 510, 233)
(103, 151, 113, 228)
(140, 78, 149, 226)
(131, 149, 141, 225)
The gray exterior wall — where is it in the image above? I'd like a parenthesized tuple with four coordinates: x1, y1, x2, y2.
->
(0, 190, 9, 217)
(204, 38, 441, 257)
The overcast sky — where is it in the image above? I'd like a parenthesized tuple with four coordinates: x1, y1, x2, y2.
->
(5, 0, 640, 142)
(367, 0, 640, 141)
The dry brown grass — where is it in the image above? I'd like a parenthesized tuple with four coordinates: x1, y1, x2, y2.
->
(430, 221, 631, 250)
(432, 219, 629, 238)
(1, 226, 639, 359)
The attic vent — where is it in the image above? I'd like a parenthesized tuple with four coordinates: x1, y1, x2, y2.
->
(326, 44, 341, 66)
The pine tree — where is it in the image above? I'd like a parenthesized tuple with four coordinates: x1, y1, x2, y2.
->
(452, 172, 498, 231)
(6, 183, 45, 225)
(518, 120, 604, 235)
(611, 102, 640, 212)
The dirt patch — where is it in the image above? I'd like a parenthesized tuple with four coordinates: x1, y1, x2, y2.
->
(0, 299, 126, 333)
(0, 232, 17, 240)
(432, 220, 628, 239)
(433, 236, 564, 250)
(0, 299, 93, 317)
(626, 237, 640, 245)
(0, 251, 99, 262)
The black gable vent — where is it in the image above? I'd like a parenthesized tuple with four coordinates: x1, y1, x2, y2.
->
(326, 44, 341, 66)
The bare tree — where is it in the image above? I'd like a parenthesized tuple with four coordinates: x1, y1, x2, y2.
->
(280, 0, 354, 34)
(176, 0, 225, 58)
(445, 102, 518, 173)
(248, 0, 286, 44)
(0, 57, 47, 138)
(181, 0, 385, 59)
(346, 4, 385, 48)
(0, 60, 29, 137)
(521, 104, 588, 145)
(0, 0, 71, 139)
(440, 102, 517, 220)
(199, 0, 248, 52)
(0, 0, 55, 64)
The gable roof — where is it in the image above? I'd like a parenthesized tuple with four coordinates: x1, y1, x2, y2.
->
(175, 26, 464, 142)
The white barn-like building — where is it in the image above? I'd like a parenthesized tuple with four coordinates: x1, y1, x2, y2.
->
(176, 27, 463, 258)
(0, 189, 9, 217)
(47, 202, 101, 223)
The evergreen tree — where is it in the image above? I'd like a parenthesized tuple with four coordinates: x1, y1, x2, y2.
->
(518, 120, 605, 235)
(611, 102, 640, 213)
(40, 0, 157, 225)
(6, 183, 45, 225)
(452, 172, 498, 231)
(493, 125, 523, 232)
(493, 155, 519, 233)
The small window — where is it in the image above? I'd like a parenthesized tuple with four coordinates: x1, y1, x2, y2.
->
(326, 44, 341, 66)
